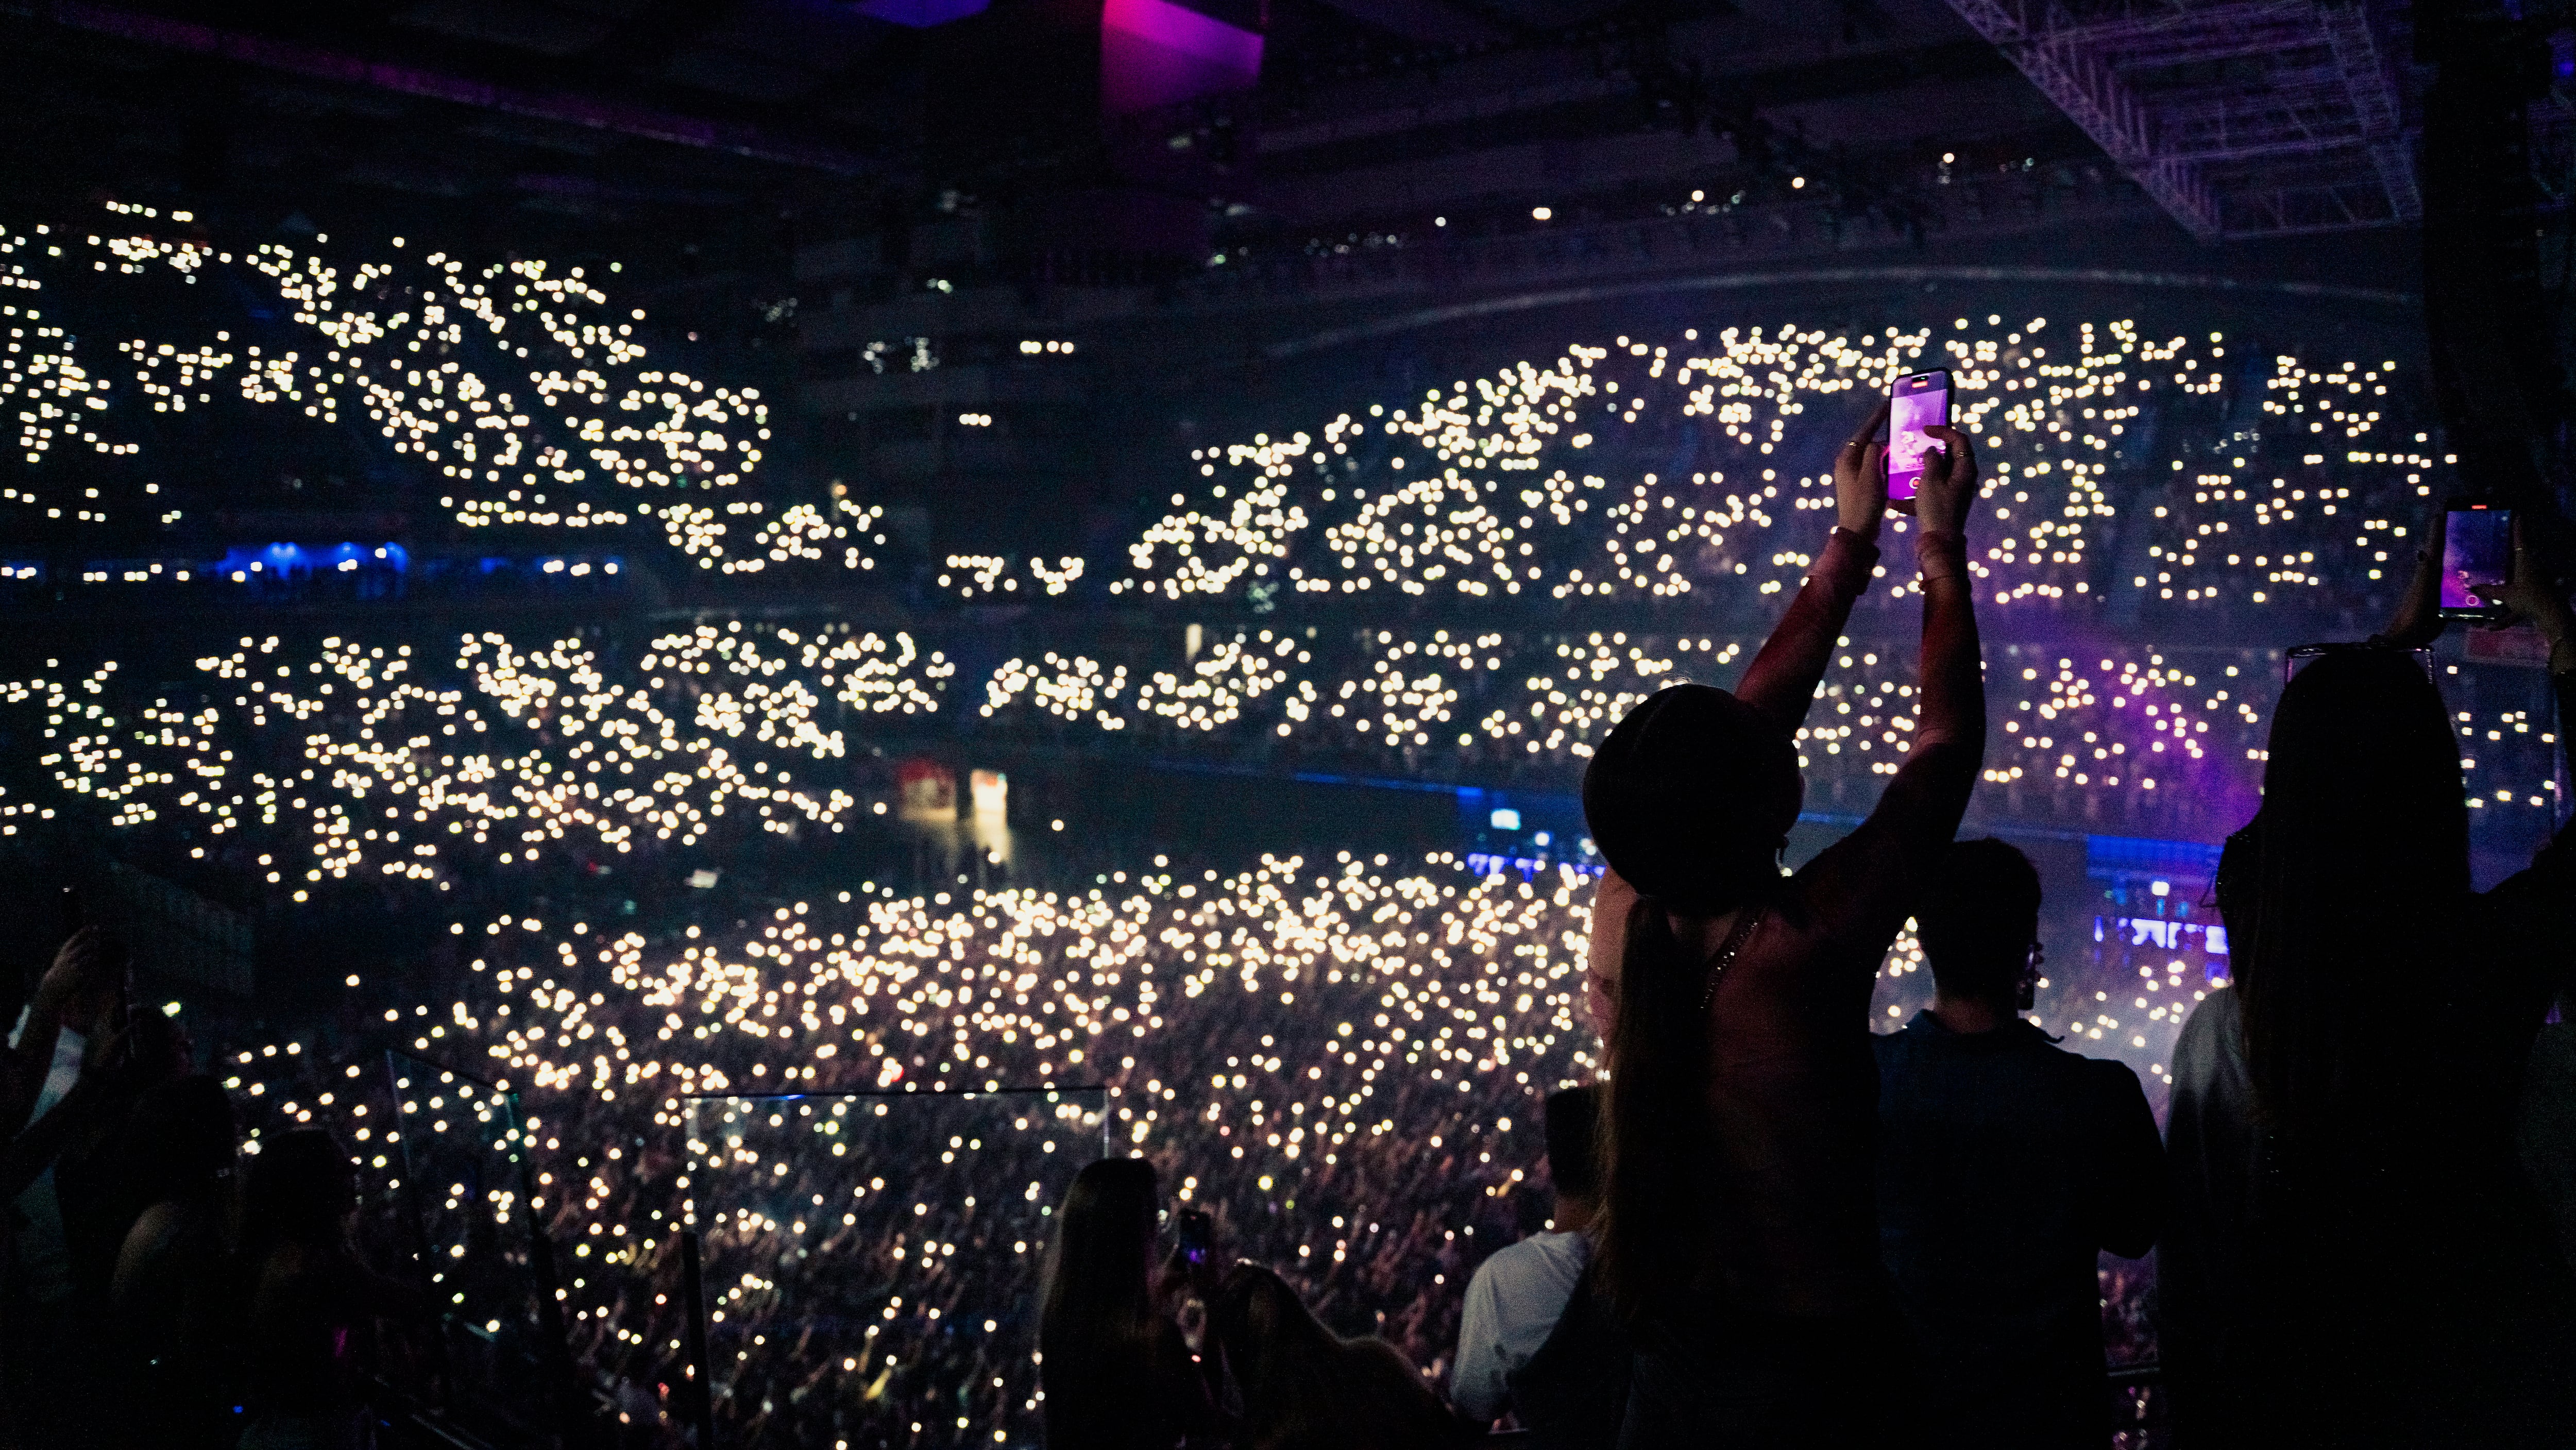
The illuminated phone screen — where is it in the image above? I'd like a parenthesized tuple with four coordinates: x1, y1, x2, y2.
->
(1888, 371, 1950, 502)
(2441, 507, 2512, 611)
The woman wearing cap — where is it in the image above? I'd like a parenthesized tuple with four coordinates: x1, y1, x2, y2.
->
(1580, 399, 1985, 1445)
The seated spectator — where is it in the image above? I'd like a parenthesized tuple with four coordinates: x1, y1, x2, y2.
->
(1038, 1157, 1222, 1450)
(109, 1074, 239, 1447)
(1580, 400, 1984, 1442)
(229, 1128, 427, 1450)
(1451, 1085, 1622, 1443)
(1209, 1262, 1470, 1450)
(1872, 837, 2162, 1449)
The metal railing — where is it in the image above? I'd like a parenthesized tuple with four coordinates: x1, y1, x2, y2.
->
(377, 1050, 584, 1446)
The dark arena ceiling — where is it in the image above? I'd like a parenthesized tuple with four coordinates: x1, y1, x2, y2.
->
(0, 0, 2425, 290)
(0, 0, 2436, 549)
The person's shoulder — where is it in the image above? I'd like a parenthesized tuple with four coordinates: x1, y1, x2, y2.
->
(1475, 1234, 1556, 1278)
(1883, 1008, 1963, 1041)
(1475, 1232, 1587, 1291)
(1522, 1228, 1591, 1273)
(2072, 1050, 2148, 1094)
(2018, 1039, 2152, 1123)
(2022, 1025, 2144, 1084)
(1870, 1019, 1924, 1064)
(2171, 988, 2241, 1056)
(2529, 1020, 2576, 1077)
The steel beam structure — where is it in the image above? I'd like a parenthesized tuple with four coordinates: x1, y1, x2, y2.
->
(1945, 0, 2418, 240)
(2316, 0, 2421, 222)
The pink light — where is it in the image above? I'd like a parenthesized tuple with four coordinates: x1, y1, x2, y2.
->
(1101, 0, 1262, 114)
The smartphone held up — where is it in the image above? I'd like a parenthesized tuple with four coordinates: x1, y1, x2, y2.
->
(1887, 369, 1953, 503)
(1177, 1207, 1213, 1267)
(2440, 501, 2513, 622)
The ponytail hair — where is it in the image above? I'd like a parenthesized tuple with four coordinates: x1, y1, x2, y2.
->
(1592, 895, 1714, 1325)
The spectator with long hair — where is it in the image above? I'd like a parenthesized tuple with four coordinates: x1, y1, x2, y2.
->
(229, 1128, 426, 1450)
(108, 1074, 239, 1447)
(1209, 1262, 1470, 1450)
(1578, 400, 1985, 1443)
(2164, 513, 2576, 1448)
(1037, 1157, 1220, 1450)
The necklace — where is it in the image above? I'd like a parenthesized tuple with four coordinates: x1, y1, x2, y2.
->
(1700, 908, 1765, 1013)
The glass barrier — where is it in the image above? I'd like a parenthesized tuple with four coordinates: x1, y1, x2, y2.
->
(380, 1050, 566, 1444)
(681, 1087, 1109, 1449)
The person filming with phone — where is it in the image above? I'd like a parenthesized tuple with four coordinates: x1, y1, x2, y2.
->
(2160, 505, 2576, 1449)
(1038, 1158, 1227, 1450)
(1579, 380, 1985, 1444)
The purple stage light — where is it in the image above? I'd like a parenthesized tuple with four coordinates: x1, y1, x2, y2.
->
(1101, 0, 1262, 114)
(856, 0, 988, 26)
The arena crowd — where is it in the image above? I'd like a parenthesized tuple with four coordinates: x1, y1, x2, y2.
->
(0, 391, 2566, 1450)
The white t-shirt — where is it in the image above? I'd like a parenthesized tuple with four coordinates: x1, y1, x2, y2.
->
(1450, 1228, 1591, 1424)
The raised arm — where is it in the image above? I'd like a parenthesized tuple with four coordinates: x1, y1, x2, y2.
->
(1800, 424, 1986, 950)
(0, 928, 120, 1145)
(2473, 515, 2576, 970)
(1900, 427, 1988, 787)
(1734, 401, 1888, 737)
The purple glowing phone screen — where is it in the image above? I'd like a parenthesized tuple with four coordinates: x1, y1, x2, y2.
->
(1888, 371, 1951, 502)
(2441, 506, 2512, 611)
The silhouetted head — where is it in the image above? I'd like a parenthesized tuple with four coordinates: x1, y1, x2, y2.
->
(1212, 1263, 1337, 1370)
(240, 1128, 353, 1256)
(1207, 1263, 1346, 1441)
(1917, 838, 2043, 1003)
(2259, 648, 2466, 898)
(2240, 647, 2467, 1146)
(2213, 815, 2263, 955)
(124, 1007, 194, 1087)
(126, 1074, 236, 1207)
(1583, 684, 1800, 916)
(1041, 1157, 1158, 1345)
(1543, 1085, 1601, 1207)
(1039, 1158, 1170, 1450)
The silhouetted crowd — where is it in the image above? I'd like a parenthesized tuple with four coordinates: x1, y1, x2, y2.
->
(0, 928, 426, 1450)
(1, 403, 2568, 1450)
(1034, 404, 2576, 1449)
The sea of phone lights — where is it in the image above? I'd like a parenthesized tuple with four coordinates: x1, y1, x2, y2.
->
(2, 205, 2567, 1444)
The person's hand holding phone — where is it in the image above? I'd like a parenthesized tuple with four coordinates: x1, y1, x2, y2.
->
(1912, 425, 1980, 539)
(1156, 1207, 1222, 1309)
(2473, 515, 2576, 672)
(2379, 507, 2446, 649)
(1833, 399, 1891, 541)
(35, 926, 123, 1031)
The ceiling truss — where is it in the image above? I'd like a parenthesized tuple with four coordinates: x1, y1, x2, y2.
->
(1945, 0, 2418, 240)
